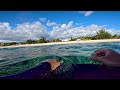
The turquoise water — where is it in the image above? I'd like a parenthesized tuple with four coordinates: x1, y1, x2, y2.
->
(0, 42, 120, 77)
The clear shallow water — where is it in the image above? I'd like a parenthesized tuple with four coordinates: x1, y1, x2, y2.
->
(0, 42, 120, 77)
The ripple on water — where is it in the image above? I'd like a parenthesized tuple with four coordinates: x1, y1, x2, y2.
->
(0, 42, 120, 77)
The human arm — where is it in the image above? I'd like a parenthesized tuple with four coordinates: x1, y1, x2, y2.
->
(2, 59, 62, 79)
(90, 48, 120, 67)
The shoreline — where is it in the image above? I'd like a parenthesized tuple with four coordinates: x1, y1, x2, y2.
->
(1, 39, 120, 48)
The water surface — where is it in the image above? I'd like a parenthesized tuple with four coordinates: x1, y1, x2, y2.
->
(0, 42, 120, 77)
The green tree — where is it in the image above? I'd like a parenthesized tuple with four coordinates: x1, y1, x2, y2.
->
(50, 38, 61, 42)
(118, 35, 120, 39)
(26, 39, 37, 44)
(112, 34, 119, 39)
(94, 29, 112, 39)
(38, 37, 48, 43)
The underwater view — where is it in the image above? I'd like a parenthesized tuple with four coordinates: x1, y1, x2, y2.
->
(0, 42, 120, 77)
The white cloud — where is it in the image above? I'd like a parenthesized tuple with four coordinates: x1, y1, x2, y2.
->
(50, 23, 120, 39)
(0, 22, 11, 30)
(0, 20, 120, 42)
(39, 18, 47, 22)
(67, 21, 73, 28)
(84, 11, 94, 16)
(0, 40, 16, 42)
(75, 23, 79, 26)
(60, 21, 73, 29)
(0, 21, 49, 42)
(61, 24, 66, 28)
(46, 20, 58, 26)
(79, 11, 94, 16)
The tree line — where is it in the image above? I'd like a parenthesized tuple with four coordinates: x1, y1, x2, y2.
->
(1, 29, 120, 46)
(70, 29, 120, 41)
(0, 37, 62, 46)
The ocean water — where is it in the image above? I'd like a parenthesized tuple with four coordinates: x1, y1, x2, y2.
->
(0, 42, 120, 77)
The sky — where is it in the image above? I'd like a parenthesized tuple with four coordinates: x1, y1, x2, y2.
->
(0, 11, 120, 42)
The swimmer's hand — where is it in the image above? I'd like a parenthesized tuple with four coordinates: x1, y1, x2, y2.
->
(90, 48, 120, 67)
(42, 59, 63, 71)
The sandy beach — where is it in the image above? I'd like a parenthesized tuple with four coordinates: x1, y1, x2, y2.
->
(1, 39, 120, 48)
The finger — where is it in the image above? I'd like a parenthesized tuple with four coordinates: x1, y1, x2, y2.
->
(97, 52, 106, 57)
(93, 48, 106, 56)
(42, 59, 57, 63)
(91, 51, 102, 57)
(90, 56, 98, 61)
(51, 62, 61, 70)
(90, 55, 104, 62)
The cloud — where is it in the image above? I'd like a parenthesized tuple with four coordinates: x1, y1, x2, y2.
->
(84, 11, 94, 16)
(0, 22, 11, 30)
(46, 20, 58, 26)
(67, 21, 73, 28)
(39, 18, 47, 22)
(0, 20, 120, 42)
(0, 21, 49, 42)
(50, 24, 104, 39)
(0, 40, 16, 42)
(60, 21, 73, 29)
(50, 21, 74, 39)
(79, 11, 94, 16)
(50, 23, 120, 39)
(75, 23, 79, 26)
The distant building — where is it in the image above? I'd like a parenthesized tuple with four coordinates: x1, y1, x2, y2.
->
(61, 39, 70, 42)
(76, 39, 82, 41)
